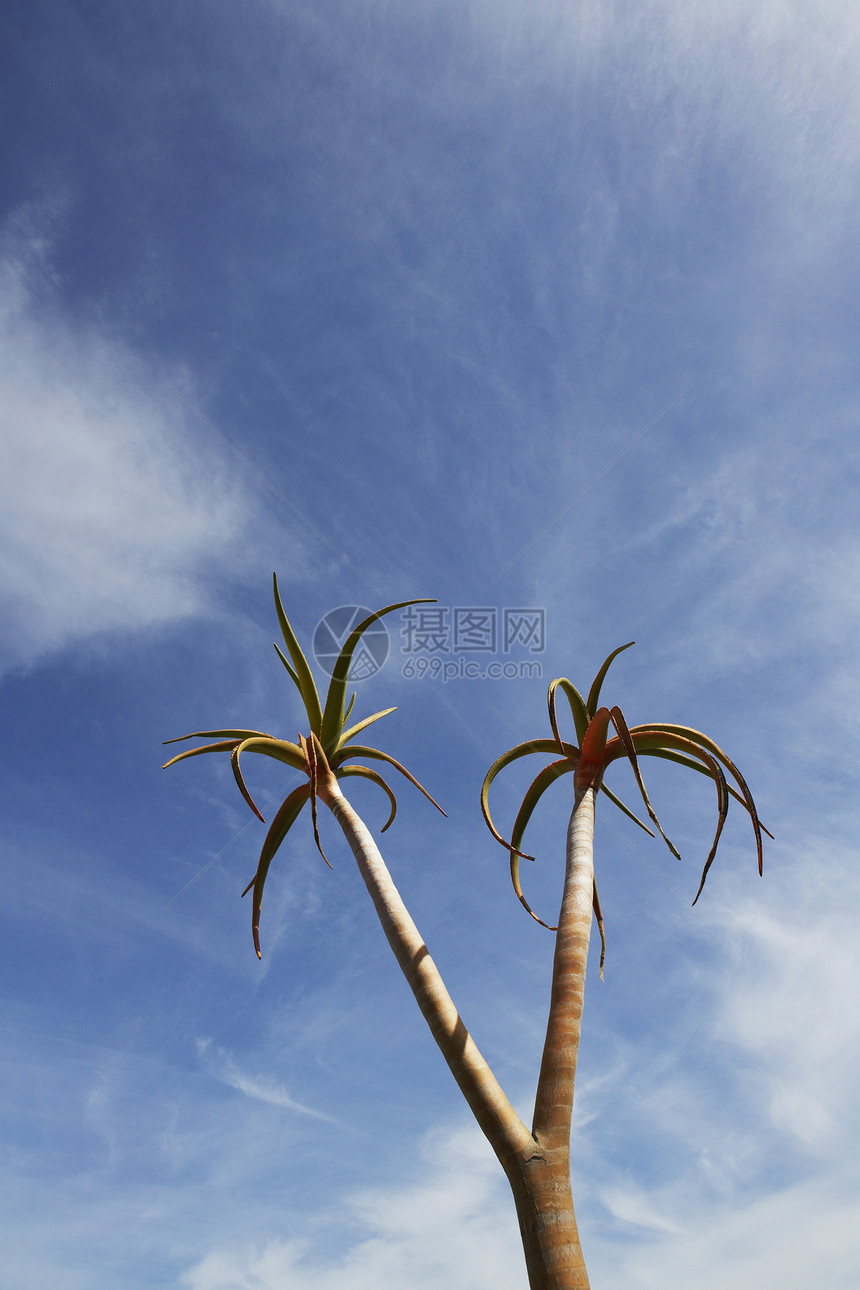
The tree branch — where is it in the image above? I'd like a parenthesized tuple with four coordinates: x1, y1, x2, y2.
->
(324, 783, 534, 1165)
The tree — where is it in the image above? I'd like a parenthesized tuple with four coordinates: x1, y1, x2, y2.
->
(164, 576, 767, 1290)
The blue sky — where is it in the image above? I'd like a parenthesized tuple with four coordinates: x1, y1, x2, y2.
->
(1, 1, 859, 1286)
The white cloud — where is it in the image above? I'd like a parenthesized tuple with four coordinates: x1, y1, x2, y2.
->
(0, 215, 252, 675)
(473, 0, 860, 215)
(598, 1184, 684, 1235)
(180, 830, 859, 1290)
(617, 421, 860, 704)
(196, 1039, 335, 1122)
(588, 1167, 860, 1290)
(579, 835, 860, 1287)
(704, 845, 860, 1153)
(181, 1122, 524, 1290)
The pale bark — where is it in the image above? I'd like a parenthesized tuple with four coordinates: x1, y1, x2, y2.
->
(506, 1148, 590, 1290)
(533, 787, 595, 1148)
(319, 773, 594, 1290)
(514, 786, 596, 1289)
(324, 788, 532, 1161)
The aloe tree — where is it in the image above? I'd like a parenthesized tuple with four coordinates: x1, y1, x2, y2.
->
(164, 579, 767, 1290)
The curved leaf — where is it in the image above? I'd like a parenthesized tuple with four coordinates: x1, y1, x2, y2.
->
(226, 736, 307, 773)
(244, 785, 311, 958)
(547, 678, 589, 751)
(336, 744, 446, 816)
(614, 729, 731, 902)
(585, 642, 634, 717)
(273, 642, 301, 692)
(508, 759, 577, 928)
(273, 572, 323, 733)
(320, 600, 435, 749)
(162, 739, 239, 769)
(337, 765, 398, 831)
(606, 708, 680, 859)
(481, 738, 579, 853)
(632, 723, 764, 876)
(300, 733, 332, 869)
(593, 879, 606, 981)
(231, 738, 268, 821)
(337, 707, 397, 749)
(599, 782, 656, 836)
(630, 746, 771, 831)
(163, 728, 272, 746)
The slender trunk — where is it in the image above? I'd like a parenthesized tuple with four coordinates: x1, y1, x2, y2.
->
(533, 787, 595, 1147)
(319, 776, 595, 1290)
(513, 785, 595, 1289)
(505, 1147, 590, 1290)
(324, 789, 533, 1160)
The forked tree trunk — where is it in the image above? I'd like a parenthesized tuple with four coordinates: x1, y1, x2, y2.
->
(319, 773, 595, 1290)
(504, 1146, 589, 1290)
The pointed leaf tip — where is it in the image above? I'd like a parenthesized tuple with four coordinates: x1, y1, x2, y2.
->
(585, 642, 635, 718)
(272, 572, 323, 733)
(320, 599, 435, 749)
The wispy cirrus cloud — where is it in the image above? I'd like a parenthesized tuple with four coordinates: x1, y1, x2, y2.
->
(179, 835, 860, 1287)
(196, 1038, 335, 1122)
(0, 212, 255, 677)
(589, 1167, 860, 1290)
(181, 1122, 523, 1290)
(704, 844, 860, 1155)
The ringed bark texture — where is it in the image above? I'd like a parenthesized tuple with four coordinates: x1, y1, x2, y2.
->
(515, 785, 595, 1288)
(533, 787, 595, 1149)
(505, 1144, 590, 1290)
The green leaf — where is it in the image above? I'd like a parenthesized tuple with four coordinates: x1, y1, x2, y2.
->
(163, 728, 272, 745)
(273, 572, 323, 733)
(632, 723, 765, 876)
(231, 739, 268, 822)
(300, 734, 332, 869)
(337, 765, 398, 831)
(273, 642, 302, 693)
(599, 782, 656, 836)
(508, 759, 577, 928)
(226, 736, 307, 773)
(629, 746, 766, 825)
(585, 642, 634, 717)
(246, 785, 311, 958)
(480, 738, 578, 853)
(547, 678, 589, 750)
(162, 739, 240, 769)
(337, 707, 397, 749)
(320, 600, 435, 750)
(336, 744, 446, 816)
(616, 729, 731, 902)
(605, 708, 680, 859)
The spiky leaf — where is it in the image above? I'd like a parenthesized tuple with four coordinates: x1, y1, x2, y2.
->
(320, 600, 435, 750)
(585, 642, 634, 717)
(335, 744, 446, 815)
(246, 785, 311, 958)
(273, 573, 323, 733)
